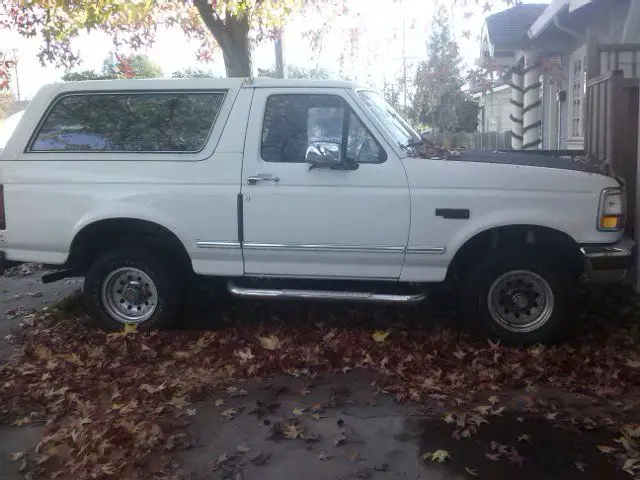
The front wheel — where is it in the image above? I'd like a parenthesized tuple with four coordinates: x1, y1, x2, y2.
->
(460, 249, 574, 345)
(84, 248, 184, 330)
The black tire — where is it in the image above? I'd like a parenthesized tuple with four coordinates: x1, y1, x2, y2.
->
(84, 248, 184, 330)
(460, 248, 574, 345)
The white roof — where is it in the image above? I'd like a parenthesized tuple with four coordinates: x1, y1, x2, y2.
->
(528, 0, 568, 39)
(246, 77, 361, 89)
(44, 77, 363, 93)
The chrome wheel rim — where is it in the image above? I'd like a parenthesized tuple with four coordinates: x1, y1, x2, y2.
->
(487, 270, 554, 333)
(101, 267, 157, 324)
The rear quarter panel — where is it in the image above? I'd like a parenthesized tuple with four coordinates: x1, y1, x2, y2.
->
(0, 81, 252, 276)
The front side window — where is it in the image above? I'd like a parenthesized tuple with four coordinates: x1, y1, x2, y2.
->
(261, 94, 385, 164)
(30, 91, 225, 153)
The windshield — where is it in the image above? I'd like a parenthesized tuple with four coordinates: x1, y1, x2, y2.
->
(357, 90, 421, 149)
(0, 110, 25, 150)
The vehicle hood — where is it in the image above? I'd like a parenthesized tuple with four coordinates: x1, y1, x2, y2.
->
(450, 150, 607, 175)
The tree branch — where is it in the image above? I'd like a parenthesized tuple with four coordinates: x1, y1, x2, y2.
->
(193, 0, 227, 44)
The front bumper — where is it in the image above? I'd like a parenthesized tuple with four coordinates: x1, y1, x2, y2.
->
(580, 236, 635, 283)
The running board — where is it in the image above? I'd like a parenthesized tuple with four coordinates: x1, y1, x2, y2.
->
(227, 282, 426, 304)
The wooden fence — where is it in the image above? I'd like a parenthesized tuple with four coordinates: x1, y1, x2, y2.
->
(585, 69, 640, 240)
(427, 131, 512, 151)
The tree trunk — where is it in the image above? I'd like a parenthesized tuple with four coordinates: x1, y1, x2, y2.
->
(193, 1, 252, 77)
(218, 15, 252, 77)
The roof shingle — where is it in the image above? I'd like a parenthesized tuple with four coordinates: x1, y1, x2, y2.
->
(486, 4, 549, 48)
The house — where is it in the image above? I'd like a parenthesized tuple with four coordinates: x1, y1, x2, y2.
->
(480, 0, 640, 151)
(475, 4, 548, 138)
(472, 83, 511, 133)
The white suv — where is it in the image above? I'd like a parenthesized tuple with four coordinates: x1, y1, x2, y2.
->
(0, 78, 634, 344)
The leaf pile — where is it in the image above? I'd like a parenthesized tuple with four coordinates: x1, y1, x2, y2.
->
(1, 288, 639, 478)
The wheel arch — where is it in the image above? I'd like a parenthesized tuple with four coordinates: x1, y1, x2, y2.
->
(67, 217, 193, 274)
(446, 224, 583, 282)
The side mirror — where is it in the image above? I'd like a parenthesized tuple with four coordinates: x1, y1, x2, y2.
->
(305, 141, 342, 167)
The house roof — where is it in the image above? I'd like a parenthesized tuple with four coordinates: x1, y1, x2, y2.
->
(528, 0, 568, 39)
(486, 4, 549, 48)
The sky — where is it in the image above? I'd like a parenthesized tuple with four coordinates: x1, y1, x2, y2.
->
(1, 0, 550, 101)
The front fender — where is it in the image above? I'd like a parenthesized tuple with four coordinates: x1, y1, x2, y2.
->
(446, 208, 580, 262)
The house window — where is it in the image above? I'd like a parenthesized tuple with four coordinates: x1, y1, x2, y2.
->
(570, 56, 586, 138)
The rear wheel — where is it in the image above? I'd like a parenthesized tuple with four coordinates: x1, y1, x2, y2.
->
(84, 248, 184, 330)
(461, 249, 574, 345)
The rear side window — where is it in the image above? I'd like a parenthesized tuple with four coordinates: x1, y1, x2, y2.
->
(29, 91, 225, 153)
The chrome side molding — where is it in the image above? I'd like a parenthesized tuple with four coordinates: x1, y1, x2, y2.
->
(227, 281, 426, 304)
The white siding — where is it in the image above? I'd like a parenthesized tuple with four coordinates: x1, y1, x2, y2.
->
(477, 87, 512, 133)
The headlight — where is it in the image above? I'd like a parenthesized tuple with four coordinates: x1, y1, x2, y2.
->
(598, 188, 625, 232)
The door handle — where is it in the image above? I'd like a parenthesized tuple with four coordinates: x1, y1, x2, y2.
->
(247, 174, 280, 185)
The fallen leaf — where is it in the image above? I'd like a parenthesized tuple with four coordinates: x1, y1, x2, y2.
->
(474, 405, 491, 415)
(259, 335, 282, 351)
(211, 452, 230, 470)
(311, 413, 327, 421)
(345, 451, 361, 462)
(8, 452, 24, 461)
(491, 406, 506, 416)
(485, 452, 501, 461)
(597, 445, 617, 454)
(281, 421, 304, 439)
(237, 444, 251, 453)
(34, 346, 54, 361)
(107, 322, 138, 339)
(221, 408, 240, 419)
(334, 433, 348, 447)
(372, 330, 391, 342)
(293, 407, 307, 416)
(622, 424, 640, 439)
(623, 458, 640, 474)
(185, 408, 197, 416)
(443, 412, 456, 424)
(574, 461, 587, 472)
(214, 399, 226, 407)
(318, 451, 332, 461)
(517, 434, 530, 443)
(421, 449, 451, 463)
(12, 417, 31, 426)
(168, 395, 190, 409)
(546, 411, 558, 420)
(465, 467, 478, 477)
(453, 348, 466, 360)
(235, 347, 255, 362)
(488, 396, 500, 405)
